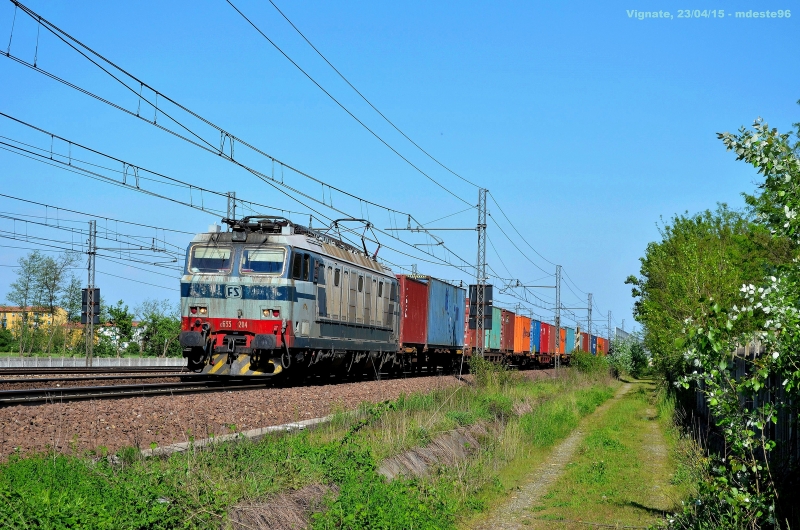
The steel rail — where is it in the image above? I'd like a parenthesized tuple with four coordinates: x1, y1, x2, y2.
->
(0, 379, 272, 405)
(0, 373, 206, 385)
(0, 366, 189, 376)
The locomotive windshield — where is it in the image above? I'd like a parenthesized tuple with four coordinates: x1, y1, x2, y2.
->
(190, 246, 233, 273)
(241, 248, 285, 274)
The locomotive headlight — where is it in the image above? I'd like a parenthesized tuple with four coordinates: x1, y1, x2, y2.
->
(262, 309, 270, 317)
(190, 306, 197, 315)
(272, 309, 280, 317)
(199, 307, 208, 315)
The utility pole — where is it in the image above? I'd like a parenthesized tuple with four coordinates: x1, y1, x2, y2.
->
(622, 319, 625, 333)
(476, 188, 487, 357)
(587, 293, 593, 338)
(85, 220, 96, 366)
(226, 191, 236, 226)
(608, 310, 611, 343)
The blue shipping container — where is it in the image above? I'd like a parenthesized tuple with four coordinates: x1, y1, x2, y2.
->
(426, 278, 466, 347)
(566, 327, 575, 353)
(530, 320, 541, 353)
(591, 335, 597, 355)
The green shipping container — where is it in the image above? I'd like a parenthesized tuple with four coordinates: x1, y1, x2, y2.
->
(484, 306, 502, 350)
(566, 327, 576, 353)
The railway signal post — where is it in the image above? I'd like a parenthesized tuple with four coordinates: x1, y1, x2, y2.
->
(83, 220, 98, 366)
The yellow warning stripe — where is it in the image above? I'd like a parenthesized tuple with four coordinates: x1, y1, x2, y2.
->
(208, 357, 226, 375)
(238, 362, 251, 375)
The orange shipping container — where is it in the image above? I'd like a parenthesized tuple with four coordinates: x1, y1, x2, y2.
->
(513, 315, 531, 354)
(559, 328, 566, 354)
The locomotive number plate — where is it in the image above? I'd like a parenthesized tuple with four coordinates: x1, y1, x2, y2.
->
(219, 320, 248, 329)
(226, 286, 242, 298)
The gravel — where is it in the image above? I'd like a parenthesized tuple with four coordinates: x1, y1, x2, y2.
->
(0, 374, 463, 459)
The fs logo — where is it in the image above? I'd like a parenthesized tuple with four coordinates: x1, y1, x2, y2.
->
(226, 285, 242, 299)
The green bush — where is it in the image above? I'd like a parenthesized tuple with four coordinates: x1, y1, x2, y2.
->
(607, 336, 649, 377)
(0, 328, 16, 352)
(571, 350, 608, 375)
(469, 356, 515, 388)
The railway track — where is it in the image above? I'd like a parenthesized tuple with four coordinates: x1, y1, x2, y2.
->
(0, 366, 189, 376)
(0, 363, 559, 405)
(0, 373, 197, 386)
(0, 378, 272, 405)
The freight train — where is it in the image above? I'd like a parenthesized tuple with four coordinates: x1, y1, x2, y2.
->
(178, 218, 606, 377)
(462, 302, 608, 367)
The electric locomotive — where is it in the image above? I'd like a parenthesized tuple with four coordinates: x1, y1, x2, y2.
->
(178, 217, 400, 377)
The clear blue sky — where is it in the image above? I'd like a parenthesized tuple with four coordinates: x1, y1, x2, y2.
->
(1, 0, 798, 334)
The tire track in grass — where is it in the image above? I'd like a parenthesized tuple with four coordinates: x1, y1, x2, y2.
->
(470, 383, 632, 530)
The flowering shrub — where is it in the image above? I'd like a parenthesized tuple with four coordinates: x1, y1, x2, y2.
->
(669, 120, 800, 529)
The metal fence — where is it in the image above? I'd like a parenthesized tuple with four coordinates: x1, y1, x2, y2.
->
(0, 356, 186, 368)
(692, 343, 799, 465)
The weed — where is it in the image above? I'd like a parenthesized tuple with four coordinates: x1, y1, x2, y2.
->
(445, 410, 476, 426)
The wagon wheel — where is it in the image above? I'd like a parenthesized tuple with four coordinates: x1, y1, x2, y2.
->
(186, 346, 208, 372)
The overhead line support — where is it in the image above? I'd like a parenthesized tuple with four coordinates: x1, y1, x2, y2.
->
(476, 188, 487, 357)
(555, 264, 561, 357)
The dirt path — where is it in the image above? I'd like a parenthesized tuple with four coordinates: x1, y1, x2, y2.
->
(641, 405, 673, 512)
(470, 382, 632, 530)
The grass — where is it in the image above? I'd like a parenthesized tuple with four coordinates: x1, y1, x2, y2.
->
(0, 369, 617, 529)
(523, 379, 699, 529)
(461, 383, 617, 527)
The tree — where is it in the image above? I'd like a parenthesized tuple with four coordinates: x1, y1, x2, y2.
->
(625, 204, 794, 382)
(7, 251, 44, 356)
(662, 116, 800, 528)
(7, 251, 83, 355)
(136, 299, 181, 357)
(107, 300, 135, 357)
(60, 275, 82, 323)
(608, 333, 648, 377)
(38, 252, 80, 354)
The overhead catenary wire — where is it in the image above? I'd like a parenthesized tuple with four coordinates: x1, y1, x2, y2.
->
(0, 211, 185, 256)
(487, 213, 553, 277)
(1, 122, 479, 278)
(0, 194, 194, 234)
(0, 263, 173, 290)
(1, 0, 505, 292)
(224, 0, 476, 206)
(0, 113, 308, 219)
(1, 0, 619, 321)
(259, 0, 481, 190)
(0, 229, 182, 274)
(486, 190, 594, 302)
(3, 0, 474, 228)
(0, 55, 479, 278)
